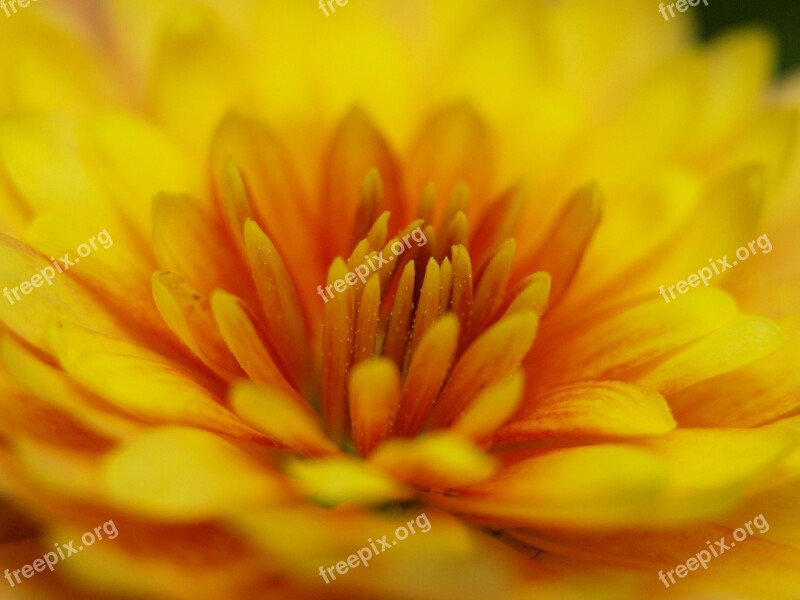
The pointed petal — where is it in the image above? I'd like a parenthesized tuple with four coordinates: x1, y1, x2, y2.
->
(244, 219, 314, 388)
(514, 184, 601, 303)
(407, 104, 492, 216)
(210, 290, 297, 398)
(322, 109, 404, 257)
(382, 260, 416, 367)
(394, 315, 459, 437)
(151, 271, 243, 381)
(429, 312, 539, 428)
(452, 372, 524, 444)
(353, 274, 381, 363)
(322, 259, 355, 441)
(470, 239, 515, 339)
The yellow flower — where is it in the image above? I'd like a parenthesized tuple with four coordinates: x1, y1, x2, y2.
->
(0, 1, 799, 599)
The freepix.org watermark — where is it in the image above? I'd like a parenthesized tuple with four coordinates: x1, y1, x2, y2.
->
(3, 229, 114, 306)
(4, 519, 118, 588)
(318, 0, 348, 17)
(1, 0, 40, 18)
(657, 513, 769, 589)
(658, 0, 709, 22)
(318, 513, 431, 584)
(316, 226, 427, 303)
(658, 234, 772, 304)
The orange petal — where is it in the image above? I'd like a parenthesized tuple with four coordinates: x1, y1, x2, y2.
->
(152, 192, 250, 299)
(470, 239, 515, 340)
(429, 311, 539, 428)
(470, 182, 529, 270)
(210, 112, 322, 323)
(322, 108, 404, 258)
(450, 244, 474, 351)
(382, 260, 416, 367)
(322, 259, 355, 441)
(514, 184, 601, 303)
(410, 258, 441, 352)
(394, 314, 459, 437)
(529, 288, 738, 392)
(406, 103, 492, 218)
(210, 290, 297, 399)
(497, 381, 676, 443)
(151, 271, 243, 381)
(244, 219, 314, 389)
(353, 274, 381, 363)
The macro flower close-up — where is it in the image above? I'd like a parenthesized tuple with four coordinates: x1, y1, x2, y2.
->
(0, 0, 799, 598)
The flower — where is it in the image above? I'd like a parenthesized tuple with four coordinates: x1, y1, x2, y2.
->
(0, 0, 799, 598)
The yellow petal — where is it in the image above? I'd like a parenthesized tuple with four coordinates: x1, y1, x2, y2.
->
(431, 445, 667, 528)
(0, 235, 125, 356)
(83, 111, 202, 238)
(451, 371, 524, 444)
(150, 4, 249, 154)
(104, 427, 290, 519)
(1, 335, 141, 442)
(629, 315, 785, 396)
(349, 358, 401, 457)
(370, 432, 496, 489)
(669, 315, 800, 426)
(51, 324, 269, 442)
(286, 456, 408, 508)
(230, 381, 337, 457)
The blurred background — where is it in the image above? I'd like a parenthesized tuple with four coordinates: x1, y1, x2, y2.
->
(697, 0, 800, 71)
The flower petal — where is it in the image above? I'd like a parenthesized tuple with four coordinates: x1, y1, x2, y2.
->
(104, 427, 290, 519)
(498, 381, 676, 443)
(370, 432, 496, 489)
(429, 311, 538, 428)
(349, 358, 401, 457)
